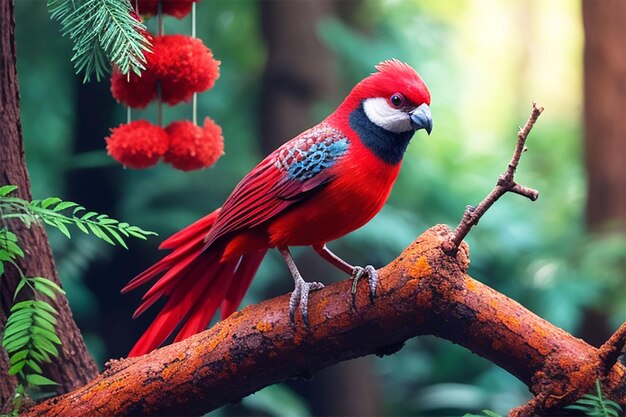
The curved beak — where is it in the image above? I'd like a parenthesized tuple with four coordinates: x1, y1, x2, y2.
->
(410, 104, 433, 135)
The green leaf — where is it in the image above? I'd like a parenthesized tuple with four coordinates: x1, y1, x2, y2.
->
(0, 230, 18, 242)
(33, 334, 59, 356)
(40, 197, 62, 209)
(33, 309, 57, 325)
(53, 201, 78, 212)
(33, 315, 56, 332)
(3, 319, 32, 339)
(575, 399, 604, 407)
(33, 282, 57, 300)
(10, 300, 34, 312)
(32, 327, 62, 345)
(6, 310, 34, 325)
(8, 359, 26, 375)
(33, 300, 58, 315)
(26, 374, 58, 386)
(30, 350, 50, 364)
(3, 335, 31, 353)
(74, 218, 89, 234)
(81, 211, 98, 221)
(26, 359, 42, 374)
(32, 277, 65, 295)
(53, 220, 72, 239)
(88, 222, 114, 245)
(605, 400, 623, 411)
(104, 226, 128, 249)
(6, 241, 24, 258)
(9, 350, 29, 364)
(481, 410, 503, 417)
(13, 278, 27, 299)
(0, 185, 18, 196)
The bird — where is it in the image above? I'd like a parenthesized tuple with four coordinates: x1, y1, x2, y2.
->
(123, 59, 432, 357)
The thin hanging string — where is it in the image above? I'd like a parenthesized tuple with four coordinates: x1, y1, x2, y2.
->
(156, 0, 163, 127)
(192, 1, 197, 126)
(128, 0, 139, 126)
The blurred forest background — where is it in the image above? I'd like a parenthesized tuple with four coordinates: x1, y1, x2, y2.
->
(13, 0, 625, 415)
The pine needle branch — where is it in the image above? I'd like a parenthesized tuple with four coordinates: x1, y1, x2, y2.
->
(47, 0, 152, 82)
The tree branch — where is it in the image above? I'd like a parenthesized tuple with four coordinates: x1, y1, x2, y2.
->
(445, 103, 543, 252)
(23, 225, 626, 416)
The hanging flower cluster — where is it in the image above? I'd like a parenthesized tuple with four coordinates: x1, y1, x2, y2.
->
(110, 34, 220, 108)
(165, 118, 223, 171)
(106, 117, 223, 170)
(106, 120, 169, 169)
(106, 1, 224, 171)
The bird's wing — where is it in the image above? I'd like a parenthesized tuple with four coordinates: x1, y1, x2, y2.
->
(204, 124, 350, 247)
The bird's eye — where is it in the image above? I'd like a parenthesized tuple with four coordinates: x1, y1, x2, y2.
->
(389, 93, 405, 109)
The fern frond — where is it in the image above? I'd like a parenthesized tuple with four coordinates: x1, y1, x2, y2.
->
(47, 0, 151, 82)
(1, 185, 155, 413)
(565, 379, 623, 417)
(2, 296, 62, 386)
(0, 186, 156, 248)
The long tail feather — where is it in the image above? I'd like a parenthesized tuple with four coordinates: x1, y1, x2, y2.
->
(173, 259, 239, 342)
(125, 208, 267, 357)
(221, 250, 267, 319)
(128, 254, 220, 357)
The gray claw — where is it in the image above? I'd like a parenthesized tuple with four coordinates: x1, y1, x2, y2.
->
(351, 265, 379, 307)
(290, 278, 324, 327)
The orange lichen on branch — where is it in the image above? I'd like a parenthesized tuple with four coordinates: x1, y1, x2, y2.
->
(255, 321, 272, 333)
(409, 256, 432, 278)
(22, 225, 626, 417)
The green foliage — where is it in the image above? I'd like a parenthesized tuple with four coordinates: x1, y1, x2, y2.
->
(14, 1, 624, 416)
(0, 185, 156, 248)
(565, 379, 623, 417)
(462, 380, 623, 417)
(0, 185, 155, 413)
(3, 296, 63, 382)
(47, 0, 151, 82)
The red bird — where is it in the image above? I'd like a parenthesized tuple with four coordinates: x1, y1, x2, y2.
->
(123, 60, 432, 356)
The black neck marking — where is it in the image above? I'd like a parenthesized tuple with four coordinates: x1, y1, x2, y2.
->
(348, 104, 415, 165)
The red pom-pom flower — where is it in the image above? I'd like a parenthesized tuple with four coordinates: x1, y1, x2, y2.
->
(152, 35, 220, 105)
(109, 26, 156, 109)
(110, 67, 158, 109)
(136, 0, 199, 19)
(106, 120, 169, 169)
(164, 117, 224, 171)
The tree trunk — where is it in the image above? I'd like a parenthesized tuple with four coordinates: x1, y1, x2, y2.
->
(0, 0, 98, 409)
(583, 0, 626, 234)
(580, 0, 626, 348)
(259, 0, 338, 154)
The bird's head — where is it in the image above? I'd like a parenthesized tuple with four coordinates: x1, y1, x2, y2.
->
(341, 59, 432, 136)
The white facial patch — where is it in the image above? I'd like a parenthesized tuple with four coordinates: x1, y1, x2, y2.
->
(362, 97, 413, 133)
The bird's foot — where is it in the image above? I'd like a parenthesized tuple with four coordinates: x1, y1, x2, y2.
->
(351, 265, 378, 307)
(289, 278, 324, 327)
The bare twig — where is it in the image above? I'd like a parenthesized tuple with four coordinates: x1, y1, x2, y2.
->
(598, 322, 626, 375)
(444, 103, 543, 253)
